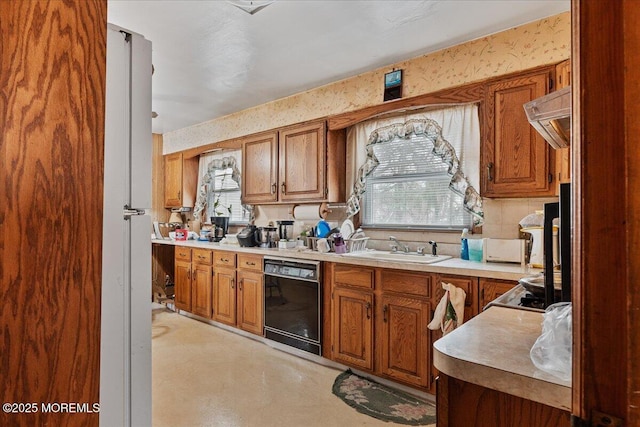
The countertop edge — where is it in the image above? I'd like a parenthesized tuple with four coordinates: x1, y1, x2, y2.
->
(432, 307, 572, 411)
(152, 239, 537, 281)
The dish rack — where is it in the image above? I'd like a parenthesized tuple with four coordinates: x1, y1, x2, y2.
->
(346, 236, 369, 253)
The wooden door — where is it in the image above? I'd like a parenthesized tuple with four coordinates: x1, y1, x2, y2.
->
(379, 294, 430, 388)
(192, 264, 212, 318)
(479, 278, 517, 311)
(214, 267, 237, 326)
(237, 269, 264, 335)
(242, 131, 278, 204)
(174, 260, 192, 312)
(483, 68, 555, 197)
(555, 59, 571, 187)
(278, 121, 326, 201)
(164, 152, 183, 207)
(331, 287, 374, 371)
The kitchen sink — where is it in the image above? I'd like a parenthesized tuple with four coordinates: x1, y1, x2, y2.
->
(342, 251, 451, 264)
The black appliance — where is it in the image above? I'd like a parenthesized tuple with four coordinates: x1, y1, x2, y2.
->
(237, 225, 258, 247)
(543, 182, 571, 307)
(263, 256, 321, 355)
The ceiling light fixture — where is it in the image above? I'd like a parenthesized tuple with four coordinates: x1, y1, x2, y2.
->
(227, 0, 274, 15)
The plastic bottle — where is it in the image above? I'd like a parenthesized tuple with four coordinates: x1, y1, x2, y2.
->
(460, 228, 470, 260)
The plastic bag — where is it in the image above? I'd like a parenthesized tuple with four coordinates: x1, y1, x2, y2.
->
(530, 302, 572, 381)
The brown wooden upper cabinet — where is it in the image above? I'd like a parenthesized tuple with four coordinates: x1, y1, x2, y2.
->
(482, 66, 556, 197)
(555, 59, 571, 187)
(164, 152, 198, 208)
(242, 120, 345, 205)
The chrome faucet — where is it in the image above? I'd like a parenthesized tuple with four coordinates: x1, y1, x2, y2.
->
(389, 236, 410, 253)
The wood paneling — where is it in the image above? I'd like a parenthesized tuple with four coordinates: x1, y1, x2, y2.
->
(0, 1, 106, 425)
(624, 1, 640, 424)
(152, 133, 169, 223)
(437, 374, 571, 427)
(572, 0, 630, 423)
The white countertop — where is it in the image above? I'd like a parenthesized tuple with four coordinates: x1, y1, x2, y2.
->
(433, 306, 571, 410)
(153, 239, 540, 281)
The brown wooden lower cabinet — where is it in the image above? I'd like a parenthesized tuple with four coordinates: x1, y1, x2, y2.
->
(479, 278, 517, 310)
(331, 286, 374, 371)
(174, 259, 192, 311)
(437, 373, 570, 427)
(379, 294, 431, 387)
(236, 257, 264, 335)
(213, 266, 237, 326)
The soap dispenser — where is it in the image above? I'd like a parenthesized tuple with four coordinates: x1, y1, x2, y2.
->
(460, 228, 470, 260)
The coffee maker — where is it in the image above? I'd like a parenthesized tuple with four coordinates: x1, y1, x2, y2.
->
(277, 220, 294, 241)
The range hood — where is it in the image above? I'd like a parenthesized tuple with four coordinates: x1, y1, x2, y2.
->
(524, 86, 571, 149)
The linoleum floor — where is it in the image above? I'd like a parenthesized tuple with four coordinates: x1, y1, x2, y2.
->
(152, 305, 426, 427)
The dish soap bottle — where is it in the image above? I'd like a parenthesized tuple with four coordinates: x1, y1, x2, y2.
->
(460, 228, 470, 260)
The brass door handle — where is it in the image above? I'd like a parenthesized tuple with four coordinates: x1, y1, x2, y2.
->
(281, 182, 286, 195)
(271, 183, 277, 194)
(239, 279, 243, 291)
(366, 302, 371, 319)
(231, 278, 235, 289)
(246, 262, 256, 266)
(383, 305, 388, 323)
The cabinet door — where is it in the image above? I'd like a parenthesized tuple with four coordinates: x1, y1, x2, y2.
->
(479, 278, 517, 311)
(174, 260, 192, 312)
(242, 131, 278, 204)
(279, 121, 326, 201)
(435, 275, 478, 322)
(379, 294, 430, 388)
(483, 68, 555, 197)
(192, 264, 213, 318)
(555, 59, 571, 186)
(237, 269, 264, 335)
(331, 287, 374, 371)
(213, 267, 237, 326)
(164, 153, 183, 207)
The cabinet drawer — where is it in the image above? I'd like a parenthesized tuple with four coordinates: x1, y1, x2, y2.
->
(214, 251, 237, 268)
(193, 249, 213, 265)
(238, 254, 262, 272)
(334, 265, 374, 289)
(380, 270, 431, 298)
(175, 247, 192, 262)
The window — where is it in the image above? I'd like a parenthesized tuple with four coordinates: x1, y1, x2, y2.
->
(194, 150, 251, 225)
(204, 167, 249, 224)
(363, 134, 472, 229)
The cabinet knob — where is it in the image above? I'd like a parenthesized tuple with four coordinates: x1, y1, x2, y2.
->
(487, 162, 494, 182)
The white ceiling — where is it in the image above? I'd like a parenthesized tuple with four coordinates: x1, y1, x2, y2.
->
(107, 0, 569, 134)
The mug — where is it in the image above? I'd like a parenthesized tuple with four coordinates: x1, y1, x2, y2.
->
(317, 238, 330, 253)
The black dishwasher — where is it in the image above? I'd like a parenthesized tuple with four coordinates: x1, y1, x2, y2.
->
(263, 256, 321, 355)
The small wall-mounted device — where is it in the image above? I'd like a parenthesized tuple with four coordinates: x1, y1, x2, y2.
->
(384, 69, 402, 101)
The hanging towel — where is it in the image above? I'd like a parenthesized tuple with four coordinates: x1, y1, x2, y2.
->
(428, 282, 467, 335)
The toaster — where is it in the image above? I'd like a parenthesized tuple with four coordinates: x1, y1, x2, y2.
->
(483, 238, 526, 265)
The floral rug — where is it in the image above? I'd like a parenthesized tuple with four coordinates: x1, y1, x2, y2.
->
(332, 370, 436, 425)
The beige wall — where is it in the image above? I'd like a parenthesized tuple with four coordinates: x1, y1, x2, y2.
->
(163, 12, 570, 154)
(164, 12, 571, 251)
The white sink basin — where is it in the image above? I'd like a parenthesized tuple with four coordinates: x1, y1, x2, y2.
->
(342, 251, 451, 264)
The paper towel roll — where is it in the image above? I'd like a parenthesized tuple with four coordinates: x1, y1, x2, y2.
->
(292, 204, 323, 221)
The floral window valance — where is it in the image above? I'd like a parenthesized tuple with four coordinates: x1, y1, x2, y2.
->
(193, 155, 254, 222)
(346, 105, 484, 225)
